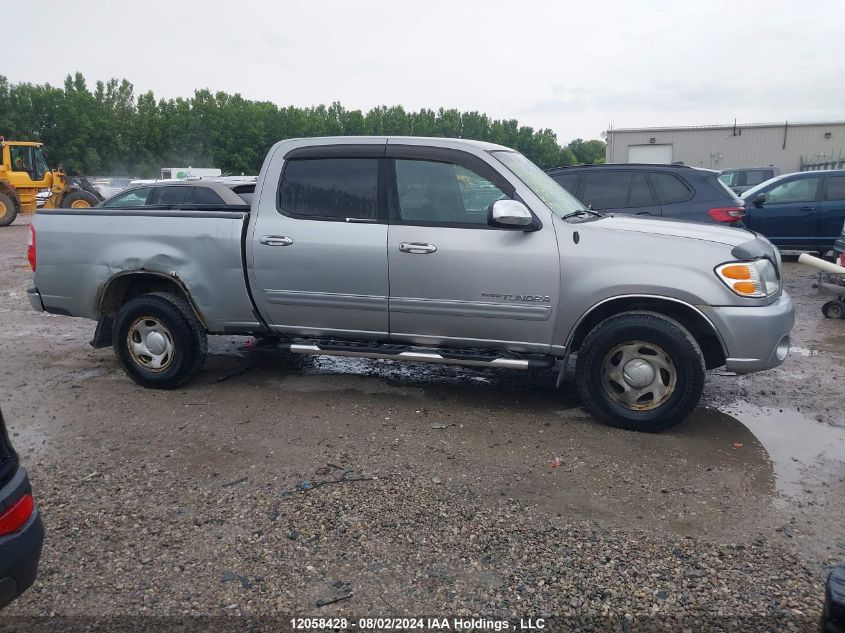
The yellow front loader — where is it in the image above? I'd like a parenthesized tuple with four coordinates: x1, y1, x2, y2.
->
(0, 138, 103, 226)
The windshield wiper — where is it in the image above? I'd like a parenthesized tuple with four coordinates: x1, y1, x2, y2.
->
(562, 208, 604, 220)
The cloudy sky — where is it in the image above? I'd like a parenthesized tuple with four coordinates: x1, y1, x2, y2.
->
(5, 0, 845, 143)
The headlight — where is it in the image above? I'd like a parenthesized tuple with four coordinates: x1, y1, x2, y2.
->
(715, 259, 780, 298)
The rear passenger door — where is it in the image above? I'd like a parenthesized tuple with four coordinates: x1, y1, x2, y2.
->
(578, 170, 660, 216)
(250, 147, 389, 338)
(818, 175, 845, 246)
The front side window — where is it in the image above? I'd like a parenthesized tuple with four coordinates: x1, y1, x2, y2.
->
(765, 177, 820, 204)
(394, 160, 506, 225)
(10, 146, 34, 174)
(549, 171, 580, 195)
(279, 158, 378, 220)
(103, 187, 151, 207)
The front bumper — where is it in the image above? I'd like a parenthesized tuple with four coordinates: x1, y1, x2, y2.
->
(702, 291, 794, 374)
(0, 467, 44, 610)
(26, 287, 44, 312)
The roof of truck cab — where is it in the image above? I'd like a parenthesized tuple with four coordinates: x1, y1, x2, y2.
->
(275, 136, 513, 152)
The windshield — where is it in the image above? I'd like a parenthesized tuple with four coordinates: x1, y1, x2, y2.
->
(490, 150, 584, 218)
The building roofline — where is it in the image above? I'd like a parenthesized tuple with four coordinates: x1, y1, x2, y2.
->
(607, 120, 845, 134)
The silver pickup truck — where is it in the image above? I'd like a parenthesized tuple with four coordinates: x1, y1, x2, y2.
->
(28, 136, 794, 432)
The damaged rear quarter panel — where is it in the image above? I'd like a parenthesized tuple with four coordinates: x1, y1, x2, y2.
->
(32, 212, 257, 333)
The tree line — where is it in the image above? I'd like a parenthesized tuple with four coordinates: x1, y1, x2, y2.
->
(0, 73, 605, 178)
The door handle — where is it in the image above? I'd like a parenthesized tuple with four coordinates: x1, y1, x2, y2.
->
(259, 235, 293, 246)
(399, 242, 437, 254)
(635, 211, 652, 215)
(799, 206, 815, 212)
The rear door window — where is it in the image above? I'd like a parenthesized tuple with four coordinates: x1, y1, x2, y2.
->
(278, 158, 379, 221)
(191, 186, 226, 205)
(649, 172, 692, 204)
(627, 172, 655, 207)
(579, 171, 631, 209)
(824, 176, 845, 201)
(148, 186, 192, 206)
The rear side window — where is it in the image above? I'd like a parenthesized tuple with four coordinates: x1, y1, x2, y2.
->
(649, 172, 692, 204)
(579, 171, 631, 209)
(628, 172, 655, 207)
(148, 186, 193, 206)
(549, 171, 580, 195)
(191, 186, 225, 205)
(279, 159, 378, 220)
(824, 176, 845, 201)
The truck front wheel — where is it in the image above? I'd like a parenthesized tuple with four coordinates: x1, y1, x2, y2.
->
(112, 292, 208, 389)
(575, 312, 705, 432)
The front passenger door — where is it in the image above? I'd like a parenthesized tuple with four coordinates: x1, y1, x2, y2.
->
(386, 148, 560, 353)
(747, 176, 821, 248)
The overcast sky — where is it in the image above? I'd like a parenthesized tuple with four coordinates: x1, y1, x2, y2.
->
(5, 0, 845, 143)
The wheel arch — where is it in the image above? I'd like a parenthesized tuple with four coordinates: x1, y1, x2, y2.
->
(566, 295, 727, 370)
(98, 271, 208, 329)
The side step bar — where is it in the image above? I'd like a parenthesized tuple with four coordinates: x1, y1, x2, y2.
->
(281, 342, 554, 371)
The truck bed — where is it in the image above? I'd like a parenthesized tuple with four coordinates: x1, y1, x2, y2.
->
(32, 207, 262, 333)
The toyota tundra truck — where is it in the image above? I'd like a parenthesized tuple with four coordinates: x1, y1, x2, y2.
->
(27, 137, 794, 432)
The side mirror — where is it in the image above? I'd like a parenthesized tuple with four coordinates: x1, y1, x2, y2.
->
(488, 199, 536, 230)
(753, 193, 766, 208)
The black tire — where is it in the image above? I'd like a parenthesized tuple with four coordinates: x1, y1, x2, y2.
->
(61, 190, 99, 208)
(575, 311, 706, 432)
(0, 192, 19, 227)
(112, 292, 207, 389)
(822, 300, 845, 319)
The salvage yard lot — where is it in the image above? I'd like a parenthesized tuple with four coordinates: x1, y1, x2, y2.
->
(1, 218, 844, 629)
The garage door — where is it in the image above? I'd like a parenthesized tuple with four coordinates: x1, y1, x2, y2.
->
(628, 144, 673, 164)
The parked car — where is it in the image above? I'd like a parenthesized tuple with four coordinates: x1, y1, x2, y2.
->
(718, 167, 780, 194)
(823, 564, 845, 633)
(741, 170, 845, 253)
(546, 163, 746, 224)
(28, 137, 793, 432)
(0, 407, 44, 609)
(98, 180, 252, 207)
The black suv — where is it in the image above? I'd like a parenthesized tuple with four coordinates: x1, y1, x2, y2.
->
(547, 164, 746, 224)
(0, 408, 43, 609)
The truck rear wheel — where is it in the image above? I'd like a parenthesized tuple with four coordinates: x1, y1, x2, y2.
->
(0, 192, 18, 226)
(112, 292, 207, 389)
(575, 311, 705, 432)
(61, 190, 99, 208)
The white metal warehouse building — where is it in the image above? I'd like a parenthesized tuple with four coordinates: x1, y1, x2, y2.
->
(605, 120, 845, 173)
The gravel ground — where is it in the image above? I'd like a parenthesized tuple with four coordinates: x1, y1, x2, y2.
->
(1, 218, 844, 631)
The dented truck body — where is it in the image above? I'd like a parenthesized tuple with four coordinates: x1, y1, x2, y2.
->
(28, 136, 794, 432)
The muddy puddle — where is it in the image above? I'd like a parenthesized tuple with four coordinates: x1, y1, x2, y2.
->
(720, 401, 845, 498)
